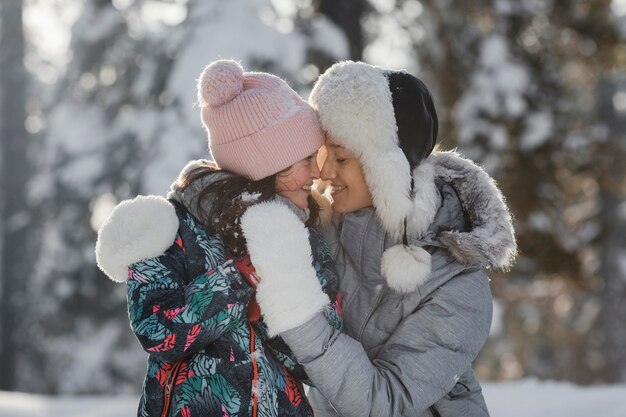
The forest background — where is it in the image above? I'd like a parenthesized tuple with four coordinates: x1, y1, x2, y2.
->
(1, 0, 625, 396)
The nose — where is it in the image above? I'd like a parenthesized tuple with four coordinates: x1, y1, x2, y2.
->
(320, 158, 335, 181)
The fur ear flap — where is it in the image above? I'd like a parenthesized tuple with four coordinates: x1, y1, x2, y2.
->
(406, 158, 438, 237)
(95, 195, 179, 283)
(381, 244, 431, 293)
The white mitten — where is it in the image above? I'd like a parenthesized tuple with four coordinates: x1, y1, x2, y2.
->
(240, 201, 329, 336)
(95, 195, 178, 282)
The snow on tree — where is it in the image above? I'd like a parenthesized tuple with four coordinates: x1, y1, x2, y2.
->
(399, 0, 625, 383)
(323, 0, 626, 384)
(20, 0, 348, 394)
(11, 0, 625, 395)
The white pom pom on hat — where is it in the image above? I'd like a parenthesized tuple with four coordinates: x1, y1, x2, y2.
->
(197, 60, 244, 107)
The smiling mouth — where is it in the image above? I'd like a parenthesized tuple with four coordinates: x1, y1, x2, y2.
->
(330, 185, 346, 194)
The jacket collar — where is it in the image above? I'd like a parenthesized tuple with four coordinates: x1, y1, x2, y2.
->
(339, 208, 386, 284)
(338, 151, 517, 289)
(428, 151, 517, 271)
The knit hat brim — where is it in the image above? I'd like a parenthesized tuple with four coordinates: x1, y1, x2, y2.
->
(210, 104, 324, 180)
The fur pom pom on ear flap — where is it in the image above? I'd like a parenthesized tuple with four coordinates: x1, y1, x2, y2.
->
(381, 244, 432, 293)
(95, 195, 179, 283)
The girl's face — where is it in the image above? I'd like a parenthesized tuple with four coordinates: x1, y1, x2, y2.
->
(275, 151, 320, 209)
(319, 137, 373, 214)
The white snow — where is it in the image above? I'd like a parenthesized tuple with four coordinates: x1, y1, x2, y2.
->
(140, 1, 187, 28)
(454, 34, 535, 165)
(363, 13, 416, 71)
(309, 17, 350, 66)
(89, 194, 119, 233)
(240, 191, 262, 202)
(484, 380, 626, 417)
(71, 3, 125, 45)
(612, 0, 626, 17)
(1, 379, 625, 416)
(520, 111, 554, 151)
(613, 90, 626, 114)
(23, 0, 82, 72)
(168, 0, 333, 128)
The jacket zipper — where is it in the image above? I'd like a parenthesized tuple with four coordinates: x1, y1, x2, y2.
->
(357, 285, 387, 342)
(250, 322, 259, 417)
(160, 359, 184, 417)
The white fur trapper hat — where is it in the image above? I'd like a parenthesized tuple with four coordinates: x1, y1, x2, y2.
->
(309, 61, 440, 293)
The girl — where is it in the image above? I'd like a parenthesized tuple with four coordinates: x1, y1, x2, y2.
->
(96, 60, 340, 417)
(240, 61, 517, 417)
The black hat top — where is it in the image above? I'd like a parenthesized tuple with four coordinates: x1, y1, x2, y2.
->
(384, 71, 439, 172)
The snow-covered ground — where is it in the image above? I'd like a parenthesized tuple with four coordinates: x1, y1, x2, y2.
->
(0, 379, 624, 417)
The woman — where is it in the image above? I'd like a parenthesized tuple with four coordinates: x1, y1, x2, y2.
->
(240, 61, 517, 416)
(95, 60, 340, 417)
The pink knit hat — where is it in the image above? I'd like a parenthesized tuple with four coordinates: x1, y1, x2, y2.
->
(197, 60, 324, 180)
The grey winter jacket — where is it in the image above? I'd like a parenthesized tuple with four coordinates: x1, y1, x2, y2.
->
(280, 152, 517, 417)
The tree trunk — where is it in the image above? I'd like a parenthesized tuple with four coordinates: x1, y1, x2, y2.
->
(598, 76, 626, 382)
(318, 0, 366, 61)
(0, 0, 30, 391)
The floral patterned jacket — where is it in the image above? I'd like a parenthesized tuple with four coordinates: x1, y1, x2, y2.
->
(127, 199, 341, 417)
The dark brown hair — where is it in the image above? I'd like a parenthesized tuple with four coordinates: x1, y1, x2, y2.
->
(178, 161, 319, 259)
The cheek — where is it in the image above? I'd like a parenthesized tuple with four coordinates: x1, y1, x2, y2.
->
(278, 167, 310, 192)
(345, 168, 371, 208)
(293, 166, 312, 185)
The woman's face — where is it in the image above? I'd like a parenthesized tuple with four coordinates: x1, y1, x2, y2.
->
(275, 151, 320, 209)
(320, 137, 373, 213)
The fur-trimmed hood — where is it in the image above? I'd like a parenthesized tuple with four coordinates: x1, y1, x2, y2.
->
(338, 150, 517, 293)
(426, 151, 517, 271)
(167, 159, 227, 223)
(401, 150, 516, 292)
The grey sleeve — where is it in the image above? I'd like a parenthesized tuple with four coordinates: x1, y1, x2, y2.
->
(281, 270, 492, 417)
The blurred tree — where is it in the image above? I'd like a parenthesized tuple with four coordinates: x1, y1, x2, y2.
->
(408, 0, 624, 383)
(317, 0, 368, 61)
(23, 0, 192, 393)
(24, 0, 348, 394)
(0, 0, 36, 391)
(597, 75, 626, 382)
(17, 0, 621, 393)
(318, 0, 625, 383)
